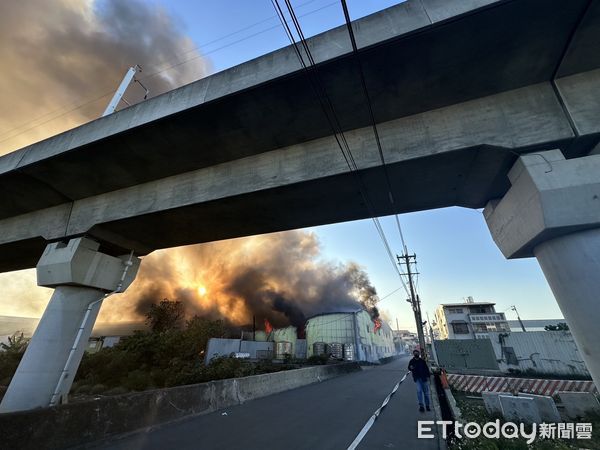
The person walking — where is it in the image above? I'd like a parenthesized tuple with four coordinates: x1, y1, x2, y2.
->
(408, 349, 431, 412)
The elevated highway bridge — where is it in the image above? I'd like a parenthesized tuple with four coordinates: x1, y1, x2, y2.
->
(1, 0, 599, 269)
(1, 0, 600, 413)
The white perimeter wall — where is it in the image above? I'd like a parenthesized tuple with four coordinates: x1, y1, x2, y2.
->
(487, 331, 590, 377)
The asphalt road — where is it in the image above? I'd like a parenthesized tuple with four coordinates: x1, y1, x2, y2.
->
(94, 357, 441, 450)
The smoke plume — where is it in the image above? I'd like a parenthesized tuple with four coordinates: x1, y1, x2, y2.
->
(98, 231, 380, 329)
(0, 0, 210, 155)
(0, 0, 210, 316)
(0, 2, 383, 329)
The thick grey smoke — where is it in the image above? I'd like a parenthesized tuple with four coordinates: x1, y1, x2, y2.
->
(99, 231, 380, 329)
(0, 0, 210, 317)
(0, 0, 210, 154)
(0, 2, 382, 328)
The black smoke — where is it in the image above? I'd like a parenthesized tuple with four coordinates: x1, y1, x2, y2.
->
(100, 231, 381, 330)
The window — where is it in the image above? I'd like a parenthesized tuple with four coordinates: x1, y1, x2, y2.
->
(470, 306, 489, 314)
(498, 323, 511, 332)
(446, 307, 463, 314)
(452, 322, 469, 334)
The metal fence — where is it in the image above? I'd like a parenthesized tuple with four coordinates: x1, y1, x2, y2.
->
(447, 373, 597, 396)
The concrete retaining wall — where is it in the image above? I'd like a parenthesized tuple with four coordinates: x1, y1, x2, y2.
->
(0, 363, 360, 450)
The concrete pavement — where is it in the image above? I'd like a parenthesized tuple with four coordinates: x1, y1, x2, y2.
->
(91, 357, 441, 450)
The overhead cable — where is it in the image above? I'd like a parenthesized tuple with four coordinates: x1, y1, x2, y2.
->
(271, 0, 411, 298)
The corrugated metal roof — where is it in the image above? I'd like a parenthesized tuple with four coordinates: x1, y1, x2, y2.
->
(507, 319, 565, 330)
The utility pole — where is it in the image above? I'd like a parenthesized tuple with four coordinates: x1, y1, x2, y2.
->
(397, 253, 426, 359)
(426, 312, 438, 365)
(511, 305, 527, 332)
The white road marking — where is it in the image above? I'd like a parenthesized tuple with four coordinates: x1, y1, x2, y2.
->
(347, 372, 409, 450)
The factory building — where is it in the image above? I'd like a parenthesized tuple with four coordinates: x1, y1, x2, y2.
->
(206, 309, 397, 363)
(305, 310, 396, 363)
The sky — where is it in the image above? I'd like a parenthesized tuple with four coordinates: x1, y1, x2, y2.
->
(0, 0, 563, 331)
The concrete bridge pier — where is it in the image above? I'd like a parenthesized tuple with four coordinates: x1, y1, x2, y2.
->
(485, 150, 600, 388)
(0, 237, 140, 413)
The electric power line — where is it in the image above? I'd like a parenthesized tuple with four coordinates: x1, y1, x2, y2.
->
(0, 0, 340, 147)
(379, 286, 404, 301)
(138, 0, 340, 84)
(339, 0, 408, 254)
(271, 0, 411, 299)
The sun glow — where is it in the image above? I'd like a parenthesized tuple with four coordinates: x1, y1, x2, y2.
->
(197, 285, 207, 296)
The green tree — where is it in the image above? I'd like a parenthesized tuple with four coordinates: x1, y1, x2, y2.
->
(146, 299, 185, 333)
(0, 332, 28, 354)
(0, 333, 28, 385)
(75, 315, 231, 391)
(183, 316, 227, 359)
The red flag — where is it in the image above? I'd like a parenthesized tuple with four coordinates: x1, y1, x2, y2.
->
(264, 318, 273, 334)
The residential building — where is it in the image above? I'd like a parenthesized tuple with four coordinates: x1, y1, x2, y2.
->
(433, 298, 510, 340)
(392, 329, 418, 353)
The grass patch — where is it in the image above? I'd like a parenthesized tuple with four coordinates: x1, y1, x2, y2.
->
(450, 391, 600, 449)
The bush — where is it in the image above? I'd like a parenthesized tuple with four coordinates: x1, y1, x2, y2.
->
(73, 316, 228, 391)
(90, 384, 107, 395)
(122, 370, 153, 391)
(450, 392, 592, 449)
(70, 316, 304, 394)
(74, 384, 91, 394)
(103, 386, 129, 396)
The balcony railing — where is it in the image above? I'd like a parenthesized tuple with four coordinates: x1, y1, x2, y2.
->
(469, 313, 506, 322)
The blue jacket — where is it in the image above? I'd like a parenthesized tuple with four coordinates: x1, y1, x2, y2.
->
(408, 357, 430, 381)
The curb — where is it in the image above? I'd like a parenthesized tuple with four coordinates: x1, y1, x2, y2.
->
(0, 363, 361, 450)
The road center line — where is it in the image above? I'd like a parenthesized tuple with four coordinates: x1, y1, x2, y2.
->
(346, 371, 409, 450)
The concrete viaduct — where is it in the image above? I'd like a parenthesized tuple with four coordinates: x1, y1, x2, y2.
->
(1, 0, 599, 412)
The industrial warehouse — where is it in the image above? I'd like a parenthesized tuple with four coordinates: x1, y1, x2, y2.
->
(205, 309, 397, 363)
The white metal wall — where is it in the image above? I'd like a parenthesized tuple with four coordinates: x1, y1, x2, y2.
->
(204, 338, 275, 363)
(305, 311, 396, 362)
(306, 313, 355, 357)
(487, 331, 590, 377)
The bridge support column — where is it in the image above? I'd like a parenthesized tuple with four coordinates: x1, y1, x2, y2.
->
(0, 237, 140, 413)
(484, 150, 600, 389)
